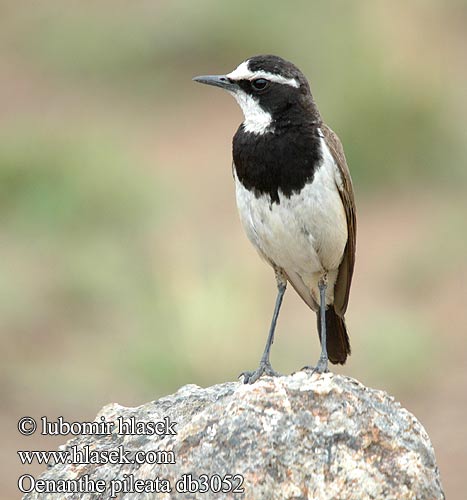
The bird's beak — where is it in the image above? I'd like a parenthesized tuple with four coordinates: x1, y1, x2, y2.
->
(192, 74, 238, 92)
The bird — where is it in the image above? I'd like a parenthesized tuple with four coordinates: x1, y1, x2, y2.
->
(193, 55, 356, 384)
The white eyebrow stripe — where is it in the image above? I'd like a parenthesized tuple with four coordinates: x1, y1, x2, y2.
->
(227, 61, 299, 88)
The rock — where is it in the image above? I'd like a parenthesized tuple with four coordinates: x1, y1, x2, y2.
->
(22, 372, 444, 500)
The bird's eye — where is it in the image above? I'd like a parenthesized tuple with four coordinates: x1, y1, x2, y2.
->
(251, 78, 270, 91)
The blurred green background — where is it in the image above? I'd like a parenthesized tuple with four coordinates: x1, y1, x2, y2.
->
(2, 0, 466, 498)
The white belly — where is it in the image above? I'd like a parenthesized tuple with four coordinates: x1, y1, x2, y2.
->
(234, 138, 347, 300)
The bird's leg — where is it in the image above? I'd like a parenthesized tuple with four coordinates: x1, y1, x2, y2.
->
(240, 270, 286, 384)
(301, 274, 330, 374)
(313, 274, 329, 374)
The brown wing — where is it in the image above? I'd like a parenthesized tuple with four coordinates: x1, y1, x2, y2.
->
(321, 124, 356, 316)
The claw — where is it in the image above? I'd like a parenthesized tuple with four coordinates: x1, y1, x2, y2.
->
(301, 359, 329, 376)
(239, 362, 281, 384)
(312, 357, 329, 375)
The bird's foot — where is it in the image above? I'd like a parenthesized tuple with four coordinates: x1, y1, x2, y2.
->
(302, 356, 329, 376)
(239, 361, 281, 384)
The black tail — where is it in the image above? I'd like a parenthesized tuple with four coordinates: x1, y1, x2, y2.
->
(317, 305, 351, 365)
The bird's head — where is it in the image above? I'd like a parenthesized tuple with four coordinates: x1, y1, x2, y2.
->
(193, 55, 319, 135)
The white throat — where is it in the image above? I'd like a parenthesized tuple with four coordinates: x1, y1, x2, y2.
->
(230, 90, 273, 135)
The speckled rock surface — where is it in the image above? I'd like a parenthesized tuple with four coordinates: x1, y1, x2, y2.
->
(23, 372, 444, 500)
